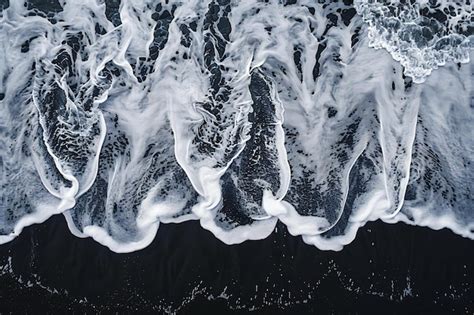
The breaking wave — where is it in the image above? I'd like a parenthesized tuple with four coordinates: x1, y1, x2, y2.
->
(0, 0, 472, 252)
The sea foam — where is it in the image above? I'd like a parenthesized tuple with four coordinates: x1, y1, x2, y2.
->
(0, 0, 472, 252)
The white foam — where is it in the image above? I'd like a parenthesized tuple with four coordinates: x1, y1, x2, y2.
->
(0, 0, 472, 253)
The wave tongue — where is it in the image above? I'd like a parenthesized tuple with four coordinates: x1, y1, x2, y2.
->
(389, 59, 474, 240)
(191, 70, 289, 244)
(0, 10, 78, 242)
(33, 59, 106, 197)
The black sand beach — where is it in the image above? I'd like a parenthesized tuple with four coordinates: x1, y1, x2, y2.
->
(1, 1, 473, 313)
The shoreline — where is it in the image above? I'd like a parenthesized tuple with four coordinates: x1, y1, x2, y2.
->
(0, 214, 472, 313)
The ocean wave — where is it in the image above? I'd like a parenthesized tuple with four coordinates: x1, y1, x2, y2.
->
(0, 0, 472, 252)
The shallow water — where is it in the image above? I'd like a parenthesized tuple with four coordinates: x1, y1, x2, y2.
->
(0, 0, 472, 253)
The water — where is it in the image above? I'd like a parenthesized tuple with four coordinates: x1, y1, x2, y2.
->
(0, 0, 472, 254)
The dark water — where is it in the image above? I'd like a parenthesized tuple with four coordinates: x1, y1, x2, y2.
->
(0, 216, 472, 313)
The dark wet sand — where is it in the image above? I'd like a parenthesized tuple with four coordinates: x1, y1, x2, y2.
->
(0, 215, 472, 313)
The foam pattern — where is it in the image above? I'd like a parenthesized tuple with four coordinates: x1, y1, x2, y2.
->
(0, 0, 472, 251)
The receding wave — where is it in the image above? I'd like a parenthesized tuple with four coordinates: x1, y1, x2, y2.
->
(0, 0, 472, 252)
